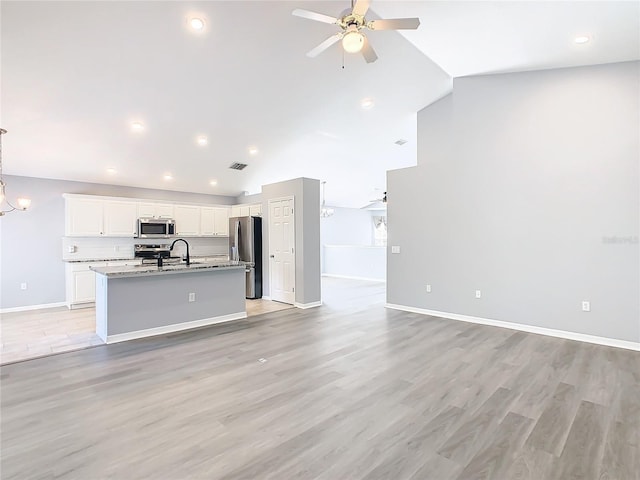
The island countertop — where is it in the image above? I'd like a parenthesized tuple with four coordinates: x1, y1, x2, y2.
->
(91, 260, 247, 278)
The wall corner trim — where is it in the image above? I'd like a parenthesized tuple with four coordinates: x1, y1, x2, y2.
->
(385, 303, 640, 352)
(295, 301, 322, 310)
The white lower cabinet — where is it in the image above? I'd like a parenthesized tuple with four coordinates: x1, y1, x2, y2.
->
(66, 260, 141, 308)
(66, 262, 105, 308)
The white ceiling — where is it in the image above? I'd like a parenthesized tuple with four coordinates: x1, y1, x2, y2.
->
(2, 1, 638, 207)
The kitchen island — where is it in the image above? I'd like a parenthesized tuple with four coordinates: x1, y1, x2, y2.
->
(91, 261, 247, 343)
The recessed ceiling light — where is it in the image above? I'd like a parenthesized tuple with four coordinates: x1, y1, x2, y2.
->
(106, 168, 117, 175)
(209, 179, 218, 186)
(131, 121, 144, 131)
(163, 173, 173, 181)
(196, 135, 208, 146)
(190, 18, 205, 31)
(574, 35, 590, 44)
(361, 98, 375, 109)
(248, 146, 259, 155)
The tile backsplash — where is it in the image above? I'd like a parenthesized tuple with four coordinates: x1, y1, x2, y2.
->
(62, 237, 228, 261)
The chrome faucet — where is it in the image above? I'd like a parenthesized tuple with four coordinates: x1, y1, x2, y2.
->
(170, 238, 190, 266)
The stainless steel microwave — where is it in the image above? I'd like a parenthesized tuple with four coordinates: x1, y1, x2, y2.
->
(137, 218, 176, 238)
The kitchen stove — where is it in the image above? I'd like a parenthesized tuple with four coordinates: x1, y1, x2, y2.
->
(134, 244, 171, 259)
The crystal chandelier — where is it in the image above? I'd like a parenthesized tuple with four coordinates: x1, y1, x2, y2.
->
(320, 181, 334, 218)
(0, 128, 31, 216)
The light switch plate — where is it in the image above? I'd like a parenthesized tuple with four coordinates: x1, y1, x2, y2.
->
(391, 246, 401, 254)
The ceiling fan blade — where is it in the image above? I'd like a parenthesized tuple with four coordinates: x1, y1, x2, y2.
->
(361, 36, 378, 63)
(306, 33, 343, 58)
(368, 18, 421, 30)
(352, 0, 370, 17)
(292, 9, 338, 25)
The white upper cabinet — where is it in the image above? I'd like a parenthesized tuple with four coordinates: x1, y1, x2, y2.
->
(214, 207, 230, 236)
(175, 205, 201, 236)
(200, 207, 216, 236)
(66, 197, 138, 237)
(230, 203, 261, 218)
(103, 201, 138, 237)
(249, 204, 262, 217)
(64, 194, 230, 238)
(66, 197, 104, 236)
(138, 202, 174, 219)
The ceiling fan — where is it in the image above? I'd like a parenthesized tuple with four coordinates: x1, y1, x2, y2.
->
(362, 189, 387, 210)
(292, 0, 420, 63)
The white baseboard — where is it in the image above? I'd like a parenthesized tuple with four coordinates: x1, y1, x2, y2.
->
(295, 301, 323, 309)
(261, 296, 272, 300)
(1, 302, 67, 314)
(385, 303, 640, 352)
(104, 311, 247, 344)
(322, 274, 386, 283)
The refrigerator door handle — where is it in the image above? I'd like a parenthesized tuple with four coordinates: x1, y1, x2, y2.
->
(234, 220, 240, 262)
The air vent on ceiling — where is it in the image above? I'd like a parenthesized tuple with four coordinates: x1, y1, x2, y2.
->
(395, 139, 408, 146)
(229, 162, 248, 170)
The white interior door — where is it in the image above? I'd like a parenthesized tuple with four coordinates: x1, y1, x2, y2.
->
(269, 197, 295, 304)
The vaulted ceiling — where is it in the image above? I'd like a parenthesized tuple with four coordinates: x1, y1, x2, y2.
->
(2, 1, 638, 207)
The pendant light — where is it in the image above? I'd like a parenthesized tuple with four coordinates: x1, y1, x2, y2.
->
(0, 128, 31, 216)
(320, 181, 334, 218)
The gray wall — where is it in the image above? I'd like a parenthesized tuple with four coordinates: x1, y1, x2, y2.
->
(0, 175, 235, 309)
(387, 62, 639, 343)
(261, 177, 321, 305)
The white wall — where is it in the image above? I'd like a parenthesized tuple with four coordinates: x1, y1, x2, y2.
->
(387, 62, 639, 344)
(320, 207, 374, 246)
(320, 206, 386, 280)
(0, 176, 234, 309)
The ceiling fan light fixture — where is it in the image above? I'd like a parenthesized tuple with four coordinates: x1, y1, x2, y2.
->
(342, 29, 364, 53)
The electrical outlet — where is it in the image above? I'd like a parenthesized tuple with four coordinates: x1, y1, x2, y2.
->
(582, 301, 590, 312)
(188, 293, 196, 302)
(20, 282, 27, 290)
(475, 290, 482, 299)
(426, 284, 432, 293)
(391, 246, 401, 254)
(114, 246, 120, 252)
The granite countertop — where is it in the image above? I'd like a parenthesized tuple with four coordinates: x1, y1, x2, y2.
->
(65, 254, 229, 263)
(91, 260, 246, 278)
(65, 257, 137, 263)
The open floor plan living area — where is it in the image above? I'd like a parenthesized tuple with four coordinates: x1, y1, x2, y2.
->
(1, 1, 638, 478)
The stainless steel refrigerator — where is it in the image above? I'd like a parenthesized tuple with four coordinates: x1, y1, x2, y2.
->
(229, 216, 262, 299)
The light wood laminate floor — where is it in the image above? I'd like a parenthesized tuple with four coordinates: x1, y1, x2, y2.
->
(0, 299, 292, 365)
(1, 278, 638, 479)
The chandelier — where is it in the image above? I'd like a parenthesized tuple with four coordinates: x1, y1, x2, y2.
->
(0, 128, 31, 216)
(320, 181, 334, 218)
